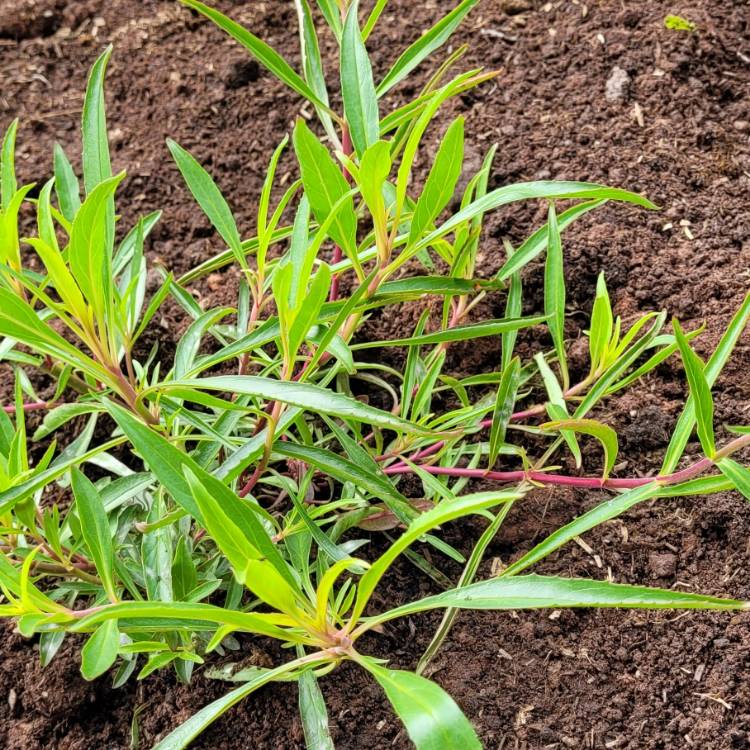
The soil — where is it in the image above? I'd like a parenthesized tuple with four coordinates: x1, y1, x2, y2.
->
(1, 0, 750, 748)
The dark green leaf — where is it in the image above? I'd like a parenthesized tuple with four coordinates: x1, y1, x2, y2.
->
(489, 357, 520, 466)
(359, 659, 481, 750)
(180, 0, 333, 112)
(72, 469, 117, 601)
(81, 619, 119, 680)
(673, 319, 714, 457)
(341, 1, 379, 156)
(376, 0, 480, 97)
(81, 46, 113, 194)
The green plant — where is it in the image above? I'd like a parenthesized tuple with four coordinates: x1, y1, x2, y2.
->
(664, 14, 697, 32)
(0, 1, 749, 748)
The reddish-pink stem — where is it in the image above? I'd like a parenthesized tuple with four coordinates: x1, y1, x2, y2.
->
(382, 455, 718, 491)
(3, 400, 49, 414)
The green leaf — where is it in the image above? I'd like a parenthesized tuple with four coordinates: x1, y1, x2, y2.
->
(408, 117, 464, 246)
(589, 272, 613, 372)
(358, 140, 391, 233)
(173, 307, 233, 379)
(497, 199, 605, 281)
(68, 172, 125, 327)
(298, 664, 335, 750)
(662, 291, 750, 473)
(292, 120, 357, 257)
(180, 0, 332, 113)
(151, 655, 327, 750)
(501, 242, 523, 371)
(72, 469, 117, 602)
(81, 45, 113, 194)
(376, 0, 480, 97)
(717, 458, 750, 502)
(673, 319, 715, 457)
(363, 0, 388, 40)
(159, 376, 434, 435)
(544, 202, 568, 388)
(489, 357, 520, 466)
(358, 659, 481, 750)
(542, 418, 618, 478)
(367, 574, 747, 627)
(350, 490, 520, 624)
(106, 403, 296, 592)
(276, 442, 413, 523)
(71, 600, 304, 642)
(1, 118, 18, 210)
(294, 0, 338, 146)
(184, 469, 303, 613)
(352, 316, 546, 349)
(416, 182, 656, 258)
(53, 143, 81, 222)
(0, 288, 104, 379)
(81, 619, 119, 680)
(502, 483, 659, 577)
(167, 139, 244, 266)
(341, 1, 379, 156)
(314, 0, 343, 39)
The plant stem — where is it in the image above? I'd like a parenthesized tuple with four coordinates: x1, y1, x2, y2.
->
(2, 401, 49, 414)
(383, 433, 750, 490)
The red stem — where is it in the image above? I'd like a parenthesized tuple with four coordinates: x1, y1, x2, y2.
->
(382, 450, 735, 491)
(3, 401, 49, 414)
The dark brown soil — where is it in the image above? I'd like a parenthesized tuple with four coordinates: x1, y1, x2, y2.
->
(1, 0, 750, 748)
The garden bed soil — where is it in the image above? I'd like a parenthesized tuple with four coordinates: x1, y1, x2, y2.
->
(1, 0, 750, 748)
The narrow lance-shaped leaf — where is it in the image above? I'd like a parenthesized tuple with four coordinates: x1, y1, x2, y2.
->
(294, 0, 338, 147)
(298, 657, 335, 750)
(542, 418, 619, 479)
(501, 240, 522, 371)
(717, 458, 750, 503)
(1, 118, 18, 210)
(673, 318, 715, 457)
(376, 0, 481, 97)
(409, 116, 465, 246)
(72, 469, 118, 602)
(152, 655, 329, 750)
(415, 182, 656, 258)
(661, 291, 750, 473)
(341, 0, 379, 156)
(489, 357, 520, 466)
(544, 202, 568, 388)
(314, 0, 343, 39)
(352, 316, 547, 349)
(364, 574, 748, 629)
(68, 172, 125, 332)
(180, 0, 333, 113)
(167, 139, 245, 267)
(184, 468, 304, 616)
(81, 45, 113, 194)
(589, 272, 613, 373)
(293, 119, 357, 257)
(155, 375, 436, 435)
(358, 657, 481, 750)
(53, 143, 81, 222)
(80, 619, 119, 680)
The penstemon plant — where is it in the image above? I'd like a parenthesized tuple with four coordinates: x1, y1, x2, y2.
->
(0, 1, 749, 748)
